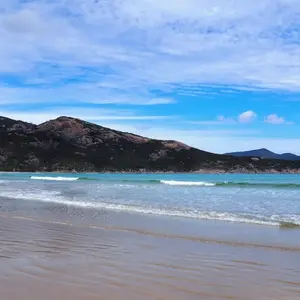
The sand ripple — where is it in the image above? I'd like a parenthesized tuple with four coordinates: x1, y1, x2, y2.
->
(0, 214, 300, 300)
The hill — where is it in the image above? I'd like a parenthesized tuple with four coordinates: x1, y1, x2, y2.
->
(225, 148, 300, 161)
(1, 116, 300, 173)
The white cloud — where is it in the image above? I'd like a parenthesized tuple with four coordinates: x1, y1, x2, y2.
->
(1, 0, 300, 102)
(216, 115, 236, 124)
(0, 85, 175, 106)
(264, 113, 292, 124)
(0, 108, 171, 124)
(193, 111, 258, 125)
(238, 111, 257, 123)
(0, 1, 299, 155)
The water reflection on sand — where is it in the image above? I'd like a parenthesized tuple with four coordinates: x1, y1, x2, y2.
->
(1, 213, 299, 300)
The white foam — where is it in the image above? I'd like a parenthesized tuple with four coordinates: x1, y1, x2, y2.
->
(0, 179, 25, 183)
(1, 190, 284, 226)
(161, 180, 215, 186)
(30, 176, 79, 181)
(0, 190, 62, 201)
(3, 189, 299, 226)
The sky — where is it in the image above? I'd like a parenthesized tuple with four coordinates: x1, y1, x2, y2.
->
(1, 0, 300, 154)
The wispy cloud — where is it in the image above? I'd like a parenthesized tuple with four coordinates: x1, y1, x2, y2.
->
(191, 112, 259, 125)
(190, 115, 236, 125)
(0, 1, 299, 154)
(0, 85, 175, 106)
(264, 113, 293, 125)
(0, 107, 171, 124)
(216, 115, 236, 124)
(1, 0, 300, 103)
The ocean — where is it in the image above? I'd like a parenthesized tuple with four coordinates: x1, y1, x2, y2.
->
(1, 172, 300, 299)
(1, 172, 300, 226)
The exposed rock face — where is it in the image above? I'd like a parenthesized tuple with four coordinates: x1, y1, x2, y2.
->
(1, 116, 300, 173)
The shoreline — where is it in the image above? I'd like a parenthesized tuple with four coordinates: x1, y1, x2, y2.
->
(1, 212, 300, 250)
(1, 171, 300, 300)
(1, 210, 300, 300)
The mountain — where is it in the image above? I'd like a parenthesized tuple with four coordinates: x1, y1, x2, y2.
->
(280, 153, 300, 160)
(1, 116, 300, 173)
(225, 148, 300, 161)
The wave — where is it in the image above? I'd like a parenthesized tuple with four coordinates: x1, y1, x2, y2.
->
(279, 222, 300, 229)
(30, 176, 79, 181)
(2, 190, 300, 227)
(216, 182, 300, 188)
(160, 180, 215, 186)
(161, 180, 300, 188)
(28, 177, 217, 186)
(124, 180, 300, 188)
(26, 176, 300, 188)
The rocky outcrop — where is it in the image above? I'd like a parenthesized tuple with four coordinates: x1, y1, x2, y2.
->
(1, 116, 300, 173)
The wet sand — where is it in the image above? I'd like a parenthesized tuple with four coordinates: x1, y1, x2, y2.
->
(1, 212, 300, 300)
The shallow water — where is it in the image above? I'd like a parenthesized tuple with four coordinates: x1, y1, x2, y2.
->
(0, 173, 300, 299)
(1, 215, 300, 300)
(1, 172, 300, 226)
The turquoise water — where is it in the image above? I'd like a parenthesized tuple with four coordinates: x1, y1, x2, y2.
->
(0, 172, 300, 226)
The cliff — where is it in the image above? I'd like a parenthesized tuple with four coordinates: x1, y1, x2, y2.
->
(1, 116, 300, 173)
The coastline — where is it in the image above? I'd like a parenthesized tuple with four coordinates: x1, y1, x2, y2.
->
(2, 171, 300, 228)
(1, 171, 300, 299)
(2, 116, 300, 175)
(2, 168, 300, 174)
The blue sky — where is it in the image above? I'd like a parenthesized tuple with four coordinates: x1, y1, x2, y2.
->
(1, 0, 300, 154)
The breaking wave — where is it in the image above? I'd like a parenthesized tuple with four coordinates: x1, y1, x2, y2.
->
(1, 189, 300, 228)
(27, 176, 300, 189)
(160, 180, 215, 186)
(30, 176, 79, 181)
(160, 180, 300, 188)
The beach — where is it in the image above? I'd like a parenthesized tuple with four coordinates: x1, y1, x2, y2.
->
(0, 173, 300, 299)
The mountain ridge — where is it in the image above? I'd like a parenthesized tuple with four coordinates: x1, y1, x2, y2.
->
(1, 116, 300, 173)
(225, 148, 300, 161)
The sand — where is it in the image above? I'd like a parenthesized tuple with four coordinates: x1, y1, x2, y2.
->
(1, 211, 299, 300)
